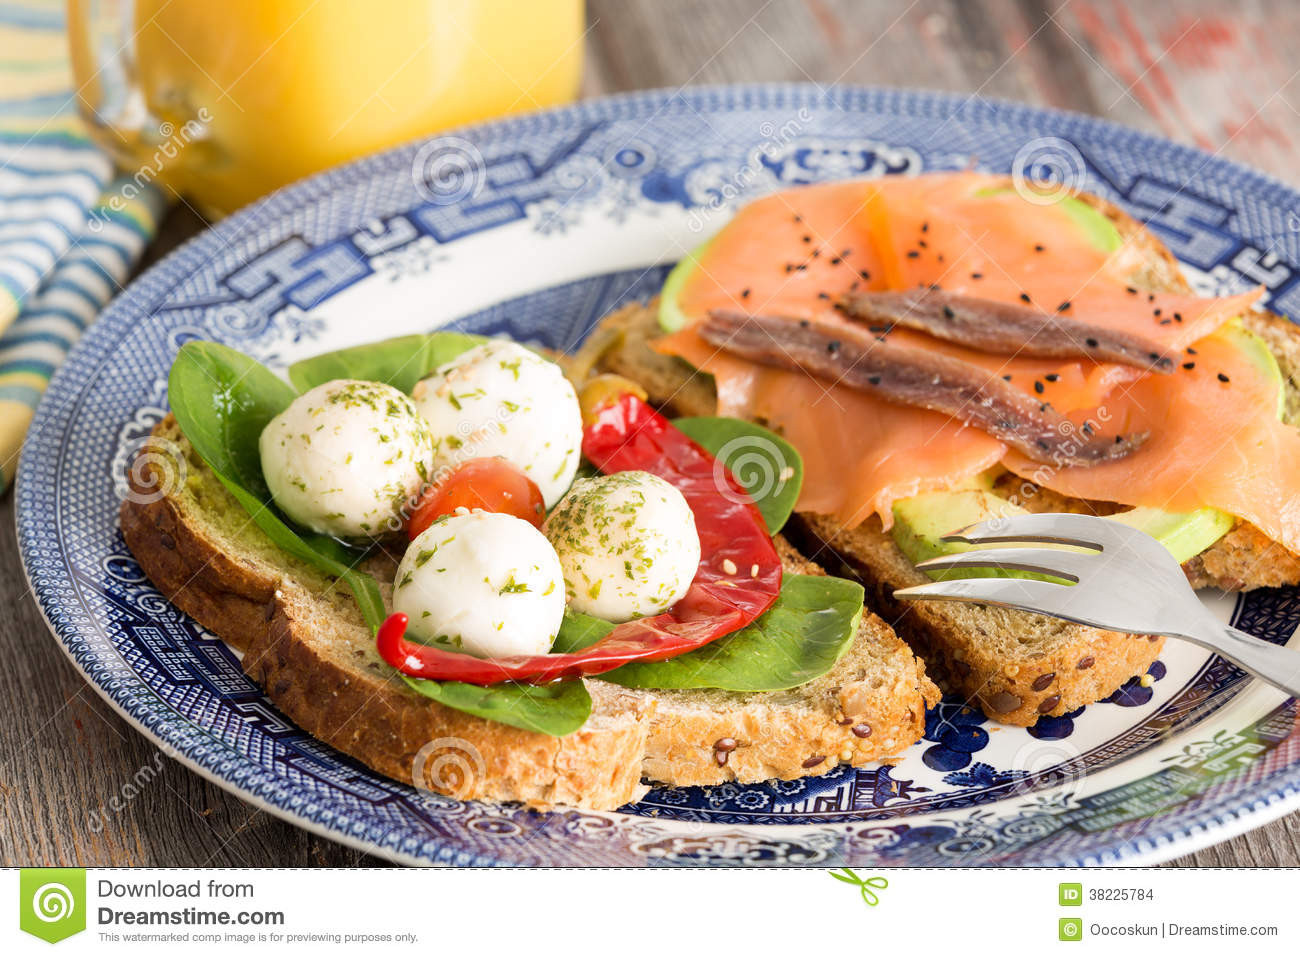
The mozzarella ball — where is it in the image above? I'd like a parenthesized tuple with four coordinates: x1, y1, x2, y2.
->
(393, 511, 565, 658)
(411, 340, 581, 507)
(543, 471, 700, 622)
(260, 379, 433, 538)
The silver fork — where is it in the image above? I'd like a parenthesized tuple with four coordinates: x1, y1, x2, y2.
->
(893, 512, 1300, 698)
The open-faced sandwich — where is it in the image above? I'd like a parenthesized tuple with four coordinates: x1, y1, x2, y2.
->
(122, 329, 937, 809)
(121, 170, 1300, 810)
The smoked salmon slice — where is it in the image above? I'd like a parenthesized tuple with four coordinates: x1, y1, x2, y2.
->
(656, 172, 1287, 548)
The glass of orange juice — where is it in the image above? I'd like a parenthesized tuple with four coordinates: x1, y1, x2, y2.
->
(69, 0, 585, 216)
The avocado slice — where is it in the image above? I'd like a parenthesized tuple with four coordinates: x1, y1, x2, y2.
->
(658, 236, 713, 333)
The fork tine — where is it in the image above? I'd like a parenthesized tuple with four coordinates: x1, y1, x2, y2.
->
(915, 546, 1098, 581)
(893, 576, 1070, 608)
(943, 512, 1120, 549)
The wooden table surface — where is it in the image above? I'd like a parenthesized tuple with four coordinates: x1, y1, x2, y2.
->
(5, 0, 1300, 867)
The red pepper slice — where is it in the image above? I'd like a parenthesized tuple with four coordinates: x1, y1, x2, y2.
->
(376, 393, 782, 685)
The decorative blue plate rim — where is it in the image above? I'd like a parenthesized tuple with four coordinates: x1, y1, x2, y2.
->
(16, 82, 1300, 866)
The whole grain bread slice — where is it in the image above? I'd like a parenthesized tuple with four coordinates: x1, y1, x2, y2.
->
(120, 417, 937, 809)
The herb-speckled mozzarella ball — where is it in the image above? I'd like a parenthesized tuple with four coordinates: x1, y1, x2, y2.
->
(543, 471, 700, 622)
(393, 511, 565, 658)
(411, 340, 581, 507)
(259, 379, 434, 538)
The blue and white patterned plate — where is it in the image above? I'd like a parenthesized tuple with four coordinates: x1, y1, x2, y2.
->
(18, 85, 1300, 866)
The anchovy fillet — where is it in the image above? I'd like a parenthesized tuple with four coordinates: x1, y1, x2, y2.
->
(839, 288, 1175, 373)
(699, 311, 1148, 467)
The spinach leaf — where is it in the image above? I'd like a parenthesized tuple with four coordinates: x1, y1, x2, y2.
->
(550, 610, 615, 654)
(169, 341, 389, 630)
(603, 574, 863, 692)
(672, 417, 803, 534)
(169, 340, 295, 496)
(398, 674, 592, 736)
(287, 331, 485, 394)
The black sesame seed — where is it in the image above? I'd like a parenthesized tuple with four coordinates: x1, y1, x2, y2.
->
(1183, 362, 1195, 370)
(1086, 337, 1099, 347)
(1159, 318, 1172, 325)
(829, 257, 842, 265)
(816, 291, 830, 300)
(1033, 380, 1045, 394)
(1081, 422, 1094, 436)
(942, 305, 956, 319)
(1218, 372, 1230, 383)
(1174, 312, 1183, 322)
(1056, 301, 1071, 312)
(867, 375, 882, 386)
(1034, 244, 1045, 252)
(858, 269, 871, 280)
(906, 250, 920, 259)
(1045, 373, 1059, 382)
(1002, 374, 1012, 381)
(827, 340, 841, 355)
(1125, 286, 1138, 295)
(970, 272, 984, 280)
(921, 221, 929, 233)
(1187, 347, 1198, 355)
(936, 254, 945, 262)
(798, 319, 810, 328)
(1036, 439, 1050, 450)
(740, 287, 751, 299)
(802, 234, 812, 243)
(917, 239, 928, 249)
(1019, 292, 1032, 304)
(1147, 293, 1156, 302)
(1153, 308, 1162, 316)
(1115, 436, 1124, 444)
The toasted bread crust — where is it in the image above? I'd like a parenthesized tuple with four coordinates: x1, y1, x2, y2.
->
(793, 513, 1164, 726)
(121, 418, 936, 807)
(120, 472, 652, 809)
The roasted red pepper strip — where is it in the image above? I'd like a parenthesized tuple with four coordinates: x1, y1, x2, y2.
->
(376, 393, 782, 685)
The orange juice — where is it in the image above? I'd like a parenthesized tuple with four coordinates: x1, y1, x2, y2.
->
(72, 0, 584, 214)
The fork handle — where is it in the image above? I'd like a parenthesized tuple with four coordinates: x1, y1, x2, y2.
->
(1183, 624, 1300, 699)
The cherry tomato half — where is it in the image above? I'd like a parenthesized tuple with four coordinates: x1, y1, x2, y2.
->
(407, 458, 546, 539)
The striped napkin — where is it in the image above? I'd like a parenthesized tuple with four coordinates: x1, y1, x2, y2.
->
(0, 0, 164, 488)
